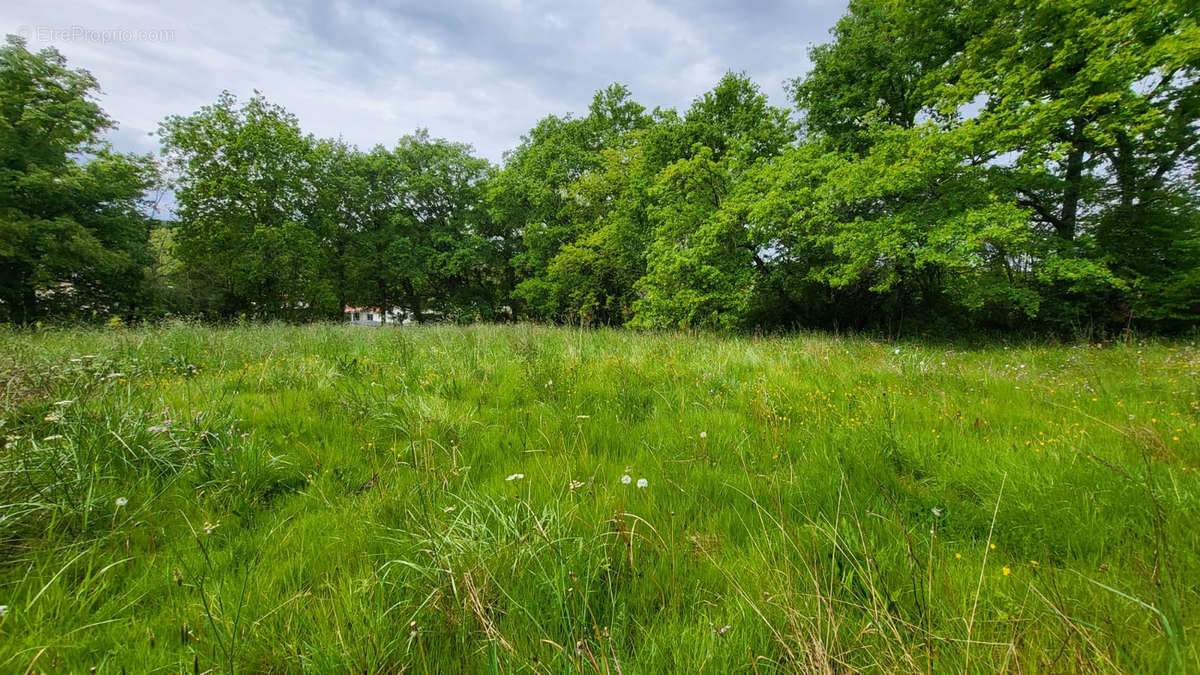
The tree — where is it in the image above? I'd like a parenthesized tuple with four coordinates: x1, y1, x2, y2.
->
(487, 84, 663, 321)
(783, 0, 1200, 330)
(942, 0, 1200, 325)
(0, 35, 160, 323)
(790, 0, 969, 154)
(159, 91, 336, 320)
(389, 131, 495, 321)
(632, 74, 794, 329)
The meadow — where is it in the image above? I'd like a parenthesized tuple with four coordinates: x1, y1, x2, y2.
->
(0, 322, 1197, 672)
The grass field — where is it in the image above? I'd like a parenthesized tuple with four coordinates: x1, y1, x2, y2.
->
(0, 322, 1197, 672)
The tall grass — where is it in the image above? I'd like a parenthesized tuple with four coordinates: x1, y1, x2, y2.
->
(0, 321, 1196, 671)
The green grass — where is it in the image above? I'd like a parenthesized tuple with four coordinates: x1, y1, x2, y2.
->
(1, 322, 1197, 672)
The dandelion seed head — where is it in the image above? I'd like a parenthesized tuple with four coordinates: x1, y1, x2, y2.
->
(115, 497, 128, 508)
(636, 478, 648, 488)
(620, 474, 632, 484)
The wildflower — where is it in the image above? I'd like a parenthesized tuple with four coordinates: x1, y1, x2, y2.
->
(990, 543, 996, 550)
(931, 507, 943, 518)
(621, 474, 632, 485)
(505, 473, 524, 481)
(1002, 567, 1011, 576)
(1030, 560, 1040, 567)
(636, 478, 648, 489)
(569, 480, 585, 490)
(202, 521, 220, 535)
(115, 497, 128, 508)
(699, 431, 707, 439)
(954, 553, 962, 559)
(0, 605, 6, 619)
(893, 348, 900, 354)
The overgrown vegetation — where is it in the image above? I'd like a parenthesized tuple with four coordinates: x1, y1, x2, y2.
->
(0, 322, 1197, 671)
(3, 0, 1199, 332)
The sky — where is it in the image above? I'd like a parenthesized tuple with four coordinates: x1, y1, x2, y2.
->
(4, 0, 847, 163)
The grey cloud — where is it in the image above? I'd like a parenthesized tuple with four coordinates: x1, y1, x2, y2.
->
(3, 0, 846, 163)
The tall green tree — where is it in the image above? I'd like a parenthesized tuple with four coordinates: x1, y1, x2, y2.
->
(632, 74, 794, 329)
(389, 131, 496, 321)
(0, 35, 159, 323)
(941, 0, 1200, 325)
(488, 84, 655, 320)
(781, 0, 1200, 330)
(159, 92, 335, 320)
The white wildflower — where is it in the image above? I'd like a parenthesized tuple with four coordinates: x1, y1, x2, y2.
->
(620, 474, 632, 485)
(636, 478, 648, 489)
(505, 473, 524, 481)
(699, 431, 707, 439)
(115, 497, 128, 508)
(569, 480, 585, 490)
(0, 605, 7, 619)
(894, 348, 901, 354)
(932, 507, 943, 517)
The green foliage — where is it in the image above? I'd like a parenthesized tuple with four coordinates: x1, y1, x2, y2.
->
(5, 0, 1200, 333)
(158, 91, 335, 320)
(0, 36, 160, 324)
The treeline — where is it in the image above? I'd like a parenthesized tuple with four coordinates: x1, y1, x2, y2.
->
(2, 0, 1198, 333)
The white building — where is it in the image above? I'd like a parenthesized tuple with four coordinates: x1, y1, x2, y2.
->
(343, 306, 412, 325)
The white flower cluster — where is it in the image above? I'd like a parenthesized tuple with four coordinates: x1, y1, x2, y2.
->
(621, 474, 648, 489)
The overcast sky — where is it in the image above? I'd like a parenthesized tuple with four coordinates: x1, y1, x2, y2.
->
(5, 0, 846, 163)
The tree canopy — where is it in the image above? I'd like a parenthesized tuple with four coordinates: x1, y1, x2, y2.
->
(3, 0, 1198, 334)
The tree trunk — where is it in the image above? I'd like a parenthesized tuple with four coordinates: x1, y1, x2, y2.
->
(1058, 118, 1087, 241)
